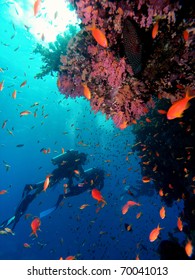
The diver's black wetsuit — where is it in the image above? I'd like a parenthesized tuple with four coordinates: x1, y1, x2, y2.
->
(0, 150, 104, 230)
(64, 168, 104, 198)
(22, 150, 87, 198)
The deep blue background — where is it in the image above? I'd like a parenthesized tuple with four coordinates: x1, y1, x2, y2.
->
(0, 1, 184, 260)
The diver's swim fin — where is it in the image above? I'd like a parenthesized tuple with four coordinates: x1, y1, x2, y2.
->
(39, 194, 64, 219)
(0, 216, 15, 229)
(39, 207, 56, 218)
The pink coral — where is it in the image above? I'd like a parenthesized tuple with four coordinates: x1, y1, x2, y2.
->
(56, 0, 193, 129)
(90, 50, 127, 89)
(57, 74, 83, 99)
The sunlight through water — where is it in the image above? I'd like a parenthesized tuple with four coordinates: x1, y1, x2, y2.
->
(8, 0, 80, 43)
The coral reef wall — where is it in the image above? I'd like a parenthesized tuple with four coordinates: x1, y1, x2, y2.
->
(57, 0, 194, 128)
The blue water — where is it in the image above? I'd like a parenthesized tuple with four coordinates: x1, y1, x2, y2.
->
(0, 1, 185, 260)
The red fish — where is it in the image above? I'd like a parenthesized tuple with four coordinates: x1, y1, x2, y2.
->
(91, 188, 106, 205)
(167, 87, 195, 120)
(30, 217, 41, 237)
(183, 30, 189, 42)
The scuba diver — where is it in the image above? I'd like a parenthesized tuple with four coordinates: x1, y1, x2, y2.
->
(0, 150, 104, 230)
(22, 149, 87, 198)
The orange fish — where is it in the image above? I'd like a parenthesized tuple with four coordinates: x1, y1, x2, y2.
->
(159, 206, 166, 219)
(136, 212, 142, 219)
(74, 169, 80, 176)
(124, 223, 132, 232)
(122, 200, 140, 215)
(177, 217, 183, 231)
(43, 175, 52, 192)
(142, 176, 151, 183)
(152, 21, 159, 39)
(12, 90, 17, 99)
(127, 200, 141, 207)
(119, 121, 128, 130)
(0, 190, 7, 195)
(30, 217, 41, 237)
(20, 110, 31, 116)
(167, 87, 195, 120)
(87, 26, 108, 48)
(149, 224, 163, 242)
(82, 83, 91, 100)
(34, 0, 41, 17)
(91, 188, 106, 205)
(132, 119, 137, 124)
(185, 239, 193, 257)
(122, 203, 129, 215)
(159, 188, 164, 197)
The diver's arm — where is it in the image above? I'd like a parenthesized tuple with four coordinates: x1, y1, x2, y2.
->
(22, 181, 44, 198)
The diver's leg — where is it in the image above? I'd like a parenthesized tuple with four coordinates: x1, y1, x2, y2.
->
(22, 181, 44, 198)
(22, 184, 34, 198)
(0, 216, 16, 230)
(39, 194, 64, 219)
